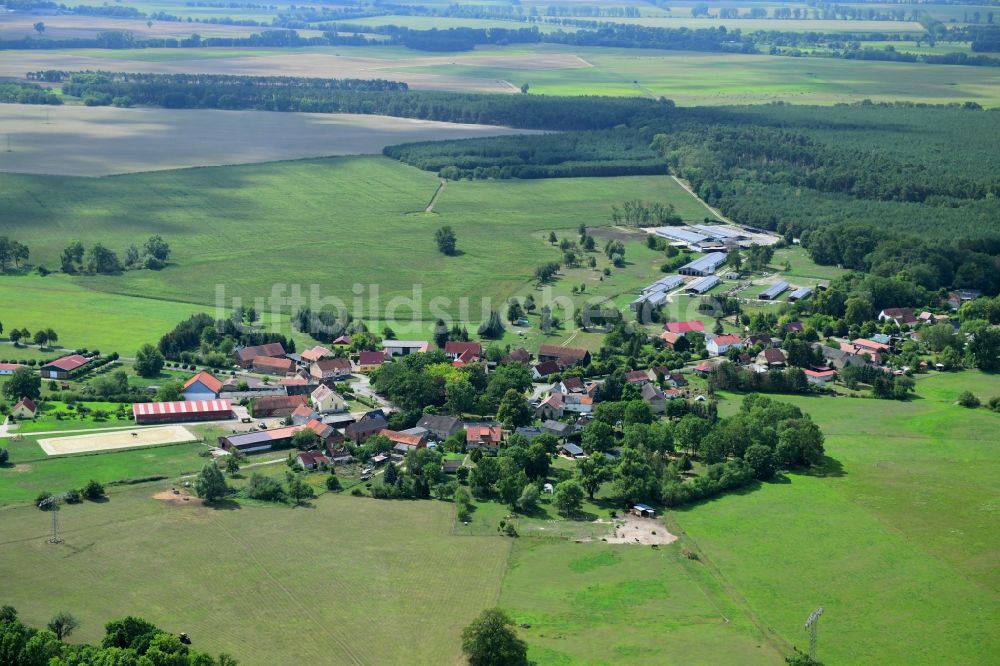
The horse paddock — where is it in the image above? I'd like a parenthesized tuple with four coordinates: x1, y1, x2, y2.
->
(37, 425, 199, 456)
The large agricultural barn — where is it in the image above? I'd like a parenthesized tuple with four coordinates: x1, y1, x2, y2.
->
(678, 252, 728, 277)
(133, 399, 232, 424)
(219, 425, 304, 454)
(39, 354, 90, 379)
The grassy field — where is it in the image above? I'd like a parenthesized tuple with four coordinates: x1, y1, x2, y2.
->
(679, 371, 1000, 664)
(0, 105, 540, 177)
(0, 488, 510, 665)
(500, 539, 785, 665)
(2, 43, 997, 105)
(0, 156, 697, 339)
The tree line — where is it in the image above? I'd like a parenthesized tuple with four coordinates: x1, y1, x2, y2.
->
(59, 235, 170, 274)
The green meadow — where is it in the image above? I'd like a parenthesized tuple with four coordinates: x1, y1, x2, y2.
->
(0, 156, 700, 348)
(0, 489, 510, 665)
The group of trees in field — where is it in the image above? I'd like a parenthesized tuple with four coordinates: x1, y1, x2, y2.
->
(5, 324, 59, 349)
(59, 235, 170, 274)
(158, 312, 295, 362)
(0, 81, 62, 105)
(610, 199, 682, 227)
(0, 606, 238, 666)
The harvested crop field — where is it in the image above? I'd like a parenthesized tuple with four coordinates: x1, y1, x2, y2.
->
(0, 14, 276, 40)
(37, 425, 198, 455)
(0, 105, 538, 176)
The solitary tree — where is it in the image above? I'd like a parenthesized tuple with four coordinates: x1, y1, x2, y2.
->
(33, 21, 45, 34)
(461, 608, 528, 666)
(3, 366, 41, 401)
(225, 453, 241, 477)
(194, 462, 227, 503)
(519, 83, 529, 94)
(554, 480, 585, 516)
(9, 329, 21, 346)
(47, 611, 79, 641)
(287, 476, 315, 505)
(435, 226, 458, 255)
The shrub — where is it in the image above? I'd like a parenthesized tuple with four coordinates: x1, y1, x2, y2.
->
(988, 396, 1000, 413)
(0, 448, 8, 465)
(350, 487, 364, 496)
(64, 488, 82, 504)
(82, 479, 105, 500)
(35, 491, 54, 508)
(957, 391, 980, 408)
(325, 474, 342, 491)
(245, 473, 285, 502)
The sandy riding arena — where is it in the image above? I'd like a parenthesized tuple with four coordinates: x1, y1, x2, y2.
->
(606, 515, 678, 545)
(37, 425, 198, 456)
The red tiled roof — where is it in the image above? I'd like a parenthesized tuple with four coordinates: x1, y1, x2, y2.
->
(236, 342, 286, 362)
(253, 356, 295, 373)
(711, 334, 742, 346)
(253, 394, 308, 411)
(626, 370, 651, 383)
(292, 404, 315, 418)
(444, 341, 482, 357)
(763, 348, 786, 364)
(0, 363, 26, 372)
(533, 360, 561, 377)
(466, 424, 502, 444)
(41, 354, 90, 372)
(538, 345, 588, 361)
(358, 351, 387, 366)
(664, 321, 705, 334)
(182, 371, 223, 394)
(300, 345, 332, 363)
(382, 429, 425, 447)
(804, 369, 836, 378)
(13, 397, 37, 413)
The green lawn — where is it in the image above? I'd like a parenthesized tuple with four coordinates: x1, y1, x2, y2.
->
(0, 488, 510, 665)
(1, 156, 696, 350)
(681, 371, 1000, 664)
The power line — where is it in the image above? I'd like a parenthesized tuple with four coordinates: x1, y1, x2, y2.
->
(37, 495, 65, 544)
(805, 606, 824, 661)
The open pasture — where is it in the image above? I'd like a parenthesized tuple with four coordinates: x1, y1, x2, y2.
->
(0, 156, 692, 320)
(3, 43, 998, 105)
(0, 13, 277, 40)
(0, 488, 510, 665)
(37, 425, 199, 456)
(0, 105, 540, 177)
(681, 372, 1000, 664)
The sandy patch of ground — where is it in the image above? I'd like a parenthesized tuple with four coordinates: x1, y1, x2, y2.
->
(38, 425, 198, 455)
(606, 515, 678, 545)
(153, 488, 205, 507)
(11, 464, 32, 473)
(0, 105, 539, 176)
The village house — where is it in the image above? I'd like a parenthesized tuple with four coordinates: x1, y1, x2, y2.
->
(554, 376, 585, 394)
(804, 368, 837, 387)
(659, 331, 688, 351)
(537, 345, 591, 368)
(641, 383, 666, 414)
(235, 342, 286, 369)
(947, 289, 981, 310)
(219, 425, 303, 454)
(11, 397, 37, 419)
(532, 360, 561, 380)
(299, 345, 333, 364)
(357, 351, 388, 373)
(664, 320, 705, 335)
(706, 334, 743, 356)
(444, 342, 482, 364)
(310, 358, 352, 382)
(666, 373, 688, 388)
(344, 415, 387, 443)
(383, 429, 427, 454)
(39, 354, 90, 380)
(278, 374, 316, 396)
(306, 418, 344, 448)
(0, 363, 26, 376)
(441, 458, 464, 474)
(332, 335, 352, 348)
(311, 384, 347, 414)
(296, 450, 330, 470)
(466, 424, 503, 451)
(693, 360, 714, 376)
(535, 393, 564, 420)
(291, 403, 319, 425)
(815, 344, 869, 370)
(758, 348, 787, 367)
(251, 394, 308, 418)
(542, 419, 574, 440)
(382, 340, 430, 358)
(878, 307, 918, 327)
(182, 371, 222, 401)
(252, 355, 296, 376)
(503, 348, 531, 365)
(563, 392, 594, 414)
(625, 369, 652, 386)
(784, 321, 804, 334)
(416, 414, 463, 441)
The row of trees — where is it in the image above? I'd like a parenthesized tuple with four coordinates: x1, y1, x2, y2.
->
(2, 322, 58, 349)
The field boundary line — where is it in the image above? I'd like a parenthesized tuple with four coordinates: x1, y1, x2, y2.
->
(425, 178, 446, 212)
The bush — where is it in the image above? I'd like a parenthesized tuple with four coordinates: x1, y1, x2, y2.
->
(35, 491, 54, 508)
(350, 487, 364, 496)
(988, 396, 1000, 413)
(0, 448, 8, 465)
(82, 479, 105, 500)
(325, 474, 342, 491)
(64, 488, 82, 504)
(245, 473, 285, 502)
(957, 391, 980, 408)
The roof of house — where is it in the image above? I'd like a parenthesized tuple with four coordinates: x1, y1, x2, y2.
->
(626, 370, 651, 384)
(358, 351, 387, 366)
(641, 383, 664, 401)
(292, 403, 317, 419)
(694, 361, 713, 372)
(762, 348, 787, 364)
(41, 354, 90, 372)
(852, 338, 890, 352)
(252, 356, 295, 372)
(253, 394, 308, 411)
(382, 429, 425, 447)
(224, 424, 304, 448)
(13, 396, 37, 413)
(664, 320, 705, 334)
(533, 360, 561, 377)
(543, 419, 571, 434)
(0, 363, 26, 372)
(804, 368, 836, 378)
(538, 345, 589, 362)
(560, 443, 584, 456)
(300, 345, 332, 363)
(711, 334, 743, 346)
(504, 348, 531, 364)
(346, 415, 387, 434)
(416, 414, 461, 433)
(444, 341, 482, 357)
(313, 358, 351, 373)
(297, 450, 329, 466)
(332, 335, 352, 346)
(133, 399, 231, 418)
(236, 342, 286, 362)
(306, 418, 335, 439)
(183, 371, 223, 394)
(538, 393, 564, 410)
(466, 424, 502, 442)
(785, 321, 804, 332)
(660, 331, 683, 346)
(382, 340, 430, 351)
(311, 384, 334, 401)
(560, 376, 585, 392)
(278, 376, 310, 386)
